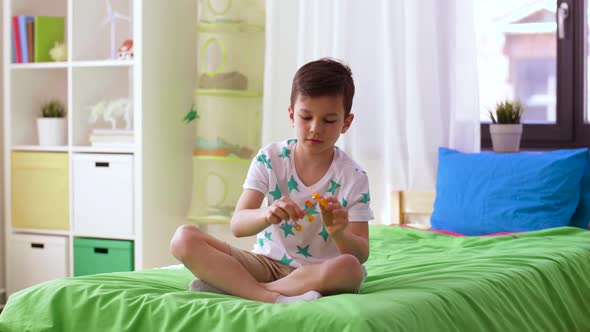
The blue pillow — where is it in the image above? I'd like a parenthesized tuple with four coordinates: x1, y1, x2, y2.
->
(431, 147, 588, 235)
(570, 151, 590, 229)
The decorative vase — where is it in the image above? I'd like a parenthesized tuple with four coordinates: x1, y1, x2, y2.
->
(490, 124, 522, 153)
(37, 118, 67, 146)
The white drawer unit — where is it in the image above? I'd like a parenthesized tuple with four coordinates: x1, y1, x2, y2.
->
(7, 234, 68, 296)
(72, 154, 134, 237)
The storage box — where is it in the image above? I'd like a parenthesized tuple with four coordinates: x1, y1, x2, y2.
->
(11, 152, 69, 230)
(72, 153, 134, 236)
(7, 234, 68, 295)
(74, 237, 134, 276)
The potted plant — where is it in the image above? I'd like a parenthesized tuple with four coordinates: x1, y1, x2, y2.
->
(488, 100, 525, 152)
(37, 99, 67, 146)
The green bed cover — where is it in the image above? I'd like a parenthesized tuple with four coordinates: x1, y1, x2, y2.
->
(1, 226, 589, 332)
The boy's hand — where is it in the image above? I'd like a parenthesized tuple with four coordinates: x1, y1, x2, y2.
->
(265, 196, 305, 224)
(319, 196, 349, 237)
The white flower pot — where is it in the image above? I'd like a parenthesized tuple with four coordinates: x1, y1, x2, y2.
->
(37, 118, 67, 146)
(490, 124, 522, 153)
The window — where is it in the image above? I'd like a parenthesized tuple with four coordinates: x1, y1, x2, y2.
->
(476, 0, 590, 149)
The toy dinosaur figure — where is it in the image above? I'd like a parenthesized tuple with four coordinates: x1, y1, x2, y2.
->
(88, 98, 132, 130)
(183, 104, 200, 123)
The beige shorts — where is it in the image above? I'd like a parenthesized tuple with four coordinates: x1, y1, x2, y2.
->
(229, 246, 368, 287)
(229, 246, 296, 283)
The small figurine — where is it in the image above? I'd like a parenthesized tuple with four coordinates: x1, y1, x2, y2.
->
(117, 39, 134, 60)
(88, 98, 133, 130)
(49, 42, 67, 62)
(183, 104, 200, 123)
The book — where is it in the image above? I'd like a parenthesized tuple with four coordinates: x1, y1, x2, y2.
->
(12, 16, 21, 63)
(34, 16, 65, 62)
(91, 129, 134, 136)
(91, 139, 135, 145)
(89, 136, 135, 148)
(26, 18, 34, 63)
(90, 135, 135, 142)
(90, 142, 135, 149)
(89, 129, 135, 147)
(11, 24, 16, 63)
(18, 16, 28, 64)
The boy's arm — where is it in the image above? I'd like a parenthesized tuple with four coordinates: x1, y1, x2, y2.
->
(231, 189, 305, 238)
(331, 222, 370, 264)
(230, 189, 269, 238)
(320, 196, 370, 263)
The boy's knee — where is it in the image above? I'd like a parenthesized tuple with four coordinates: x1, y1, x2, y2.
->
(169, 224, 205, 259)
(326, 254, 363, 283)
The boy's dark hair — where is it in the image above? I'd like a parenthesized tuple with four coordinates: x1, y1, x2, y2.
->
(290, 58, 355, 117)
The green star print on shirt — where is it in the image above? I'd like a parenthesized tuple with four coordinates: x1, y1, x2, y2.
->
(360, 193, 370, 204)
(318, 226, 329, 241)
(288, 175, 300, 192)
(269, 184, 282, 201)
(279, 147, 291, 158)
(280, 222, 296, 238)
(296, 245, 312, 258)
(256, 153, 272, 169)
(279, 254, 293, 266)
(307, 206, 319, 216)
(327, 179, 341, 194)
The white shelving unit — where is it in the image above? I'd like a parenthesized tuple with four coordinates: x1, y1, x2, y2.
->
(2, 0, 196, 296)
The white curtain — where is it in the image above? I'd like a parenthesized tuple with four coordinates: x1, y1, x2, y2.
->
(263, 0, 480, 224)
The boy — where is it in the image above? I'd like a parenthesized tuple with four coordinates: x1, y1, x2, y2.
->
(170, 58, 373, 303)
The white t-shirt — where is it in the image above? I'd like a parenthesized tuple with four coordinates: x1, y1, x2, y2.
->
(243, 139, 373, 268)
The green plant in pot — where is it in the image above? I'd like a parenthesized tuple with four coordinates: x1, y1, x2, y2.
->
(38, 99, 67, 146)
(488, 100, 525, 152)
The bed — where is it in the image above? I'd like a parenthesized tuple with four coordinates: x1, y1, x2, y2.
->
(1, 190, 589, 332)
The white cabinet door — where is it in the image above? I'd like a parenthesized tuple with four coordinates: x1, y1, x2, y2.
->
(7, 234, 68, 296)
(73, 154, 134, 237)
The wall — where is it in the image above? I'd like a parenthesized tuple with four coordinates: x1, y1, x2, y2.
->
(262, 1, 299, 145)
(141, 0, 197, 269)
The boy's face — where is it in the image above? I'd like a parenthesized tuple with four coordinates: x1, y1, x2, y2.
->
(288, 94, 354, 154)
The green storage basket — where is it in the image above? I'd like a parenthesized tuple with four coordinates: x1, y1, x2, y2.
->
(193, 90, 261, 158)
(198, 28, 265, 91)
(199, 0, 265, 26)
(187, 156, 250, 222)
(74, 237, 134, 276)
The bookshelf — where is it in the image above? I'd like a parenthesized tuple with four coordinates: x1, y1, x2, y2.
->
(2, 0, 196, 296)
